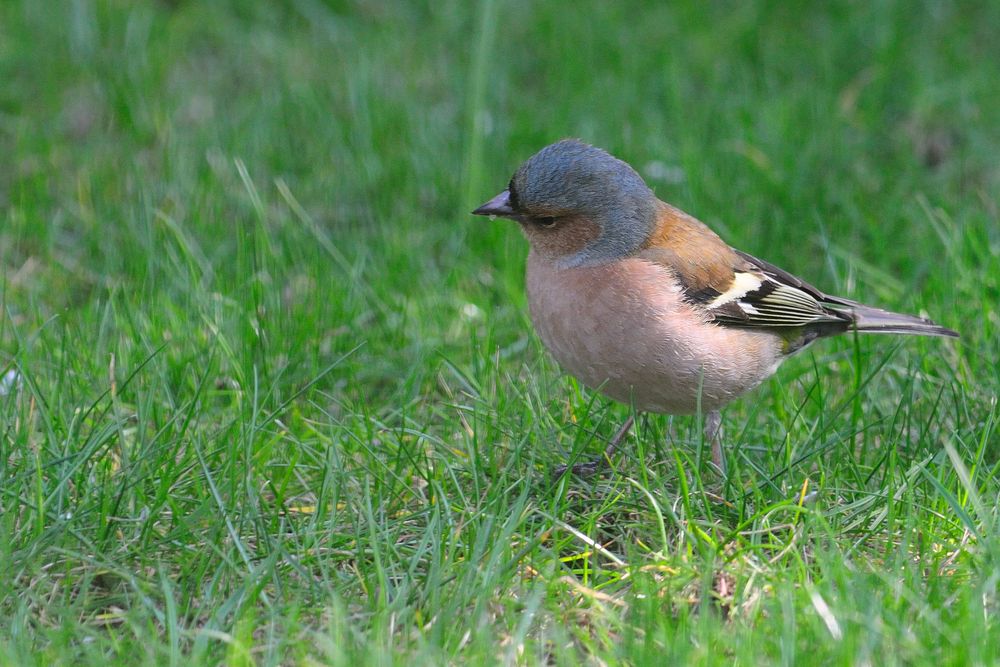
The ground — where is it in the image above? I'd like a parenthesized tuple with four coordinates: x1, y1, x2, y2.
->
(1, 1, 998, 665)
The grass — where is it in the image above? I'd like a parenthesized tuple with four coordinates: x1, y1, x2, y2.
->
(1, 0, 998, 664)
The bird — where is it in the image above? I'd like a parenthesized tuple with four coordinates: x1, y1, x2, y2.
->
(472, 139, 958, 477)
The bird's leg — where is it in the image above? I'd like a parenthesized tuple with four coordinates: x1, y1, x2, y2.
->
(555, 414, 636, 479)
(704, 409, 726, 475)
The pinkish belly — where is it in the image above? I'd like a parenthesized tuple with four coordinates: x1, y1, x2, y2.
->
(526, 254, 783, 414)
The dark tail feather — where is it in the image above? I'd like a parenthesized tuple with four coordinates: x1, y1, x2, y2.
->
(847, 304, 959, 338)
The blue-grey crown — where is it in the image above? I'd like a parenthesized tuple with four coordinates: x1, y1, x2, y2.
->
(512, 139, 658, 267)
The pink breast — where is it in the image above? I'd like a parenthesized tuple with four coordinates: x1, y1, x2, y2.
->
(525, 253, 783, 414)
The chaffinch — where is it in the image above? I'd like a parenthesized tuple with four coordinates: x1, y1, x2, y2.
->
(473, 139, 958, 476)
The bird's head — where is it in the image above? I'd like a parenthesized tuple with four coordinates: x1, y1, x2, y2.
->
(472, 139, 659, 268)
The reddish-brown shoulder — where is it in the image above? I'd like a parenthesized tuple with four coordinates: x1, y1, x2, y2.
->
(638, 202, 745, 297)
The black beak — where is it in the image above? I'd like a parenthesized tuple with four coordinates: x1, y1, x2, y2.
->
(472, 190, 515, 217)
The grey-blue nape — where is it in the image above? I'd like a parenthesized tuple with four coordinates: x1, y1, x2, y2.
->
(514, 139, 659, 268)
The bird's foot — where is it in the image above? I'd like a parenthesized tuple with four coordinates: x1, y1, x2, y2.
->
(552, 459, 604, 479)
(553, 414, 636, 480)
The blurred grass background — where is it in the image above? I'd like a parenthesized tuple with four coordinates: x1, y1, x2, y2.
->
(1, 1, 998, 664)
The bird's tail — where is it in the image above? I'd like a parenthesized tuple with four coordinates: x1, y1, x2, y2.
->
(843, 303, 959, 338)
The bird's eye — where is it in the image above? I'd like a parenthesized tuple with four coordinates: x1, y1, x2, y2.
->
(535, 216, 558, 228)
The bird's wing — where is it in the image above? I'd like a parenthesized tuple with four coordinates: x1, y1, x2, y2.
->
(636, 247, 852, 331)
(703, 250, 853, 329)
(734, 251, 957, 338)
(635, 207, 956, 340)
